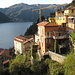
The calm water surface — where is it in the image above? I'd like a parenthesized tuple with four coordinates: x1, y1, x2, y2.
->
(0, 22, 33, 49)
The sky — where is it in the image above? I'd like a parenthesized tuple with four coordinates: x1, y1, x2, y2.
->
(0, 0, 73, 8)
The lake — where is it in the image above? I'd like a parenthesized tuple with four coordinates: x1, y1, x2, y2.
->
(0, 22, 33, 49)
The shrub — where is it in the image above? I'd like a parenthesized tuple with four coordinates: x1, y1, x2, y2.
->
(64, 52, 75, 75)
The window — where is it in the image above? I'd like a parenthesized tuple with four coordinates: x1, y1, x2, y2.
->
(46, 32, 51, 37)
(72, 9, 74, 13)
(46, 39, 50, 43)
(71, 24, 73, 27)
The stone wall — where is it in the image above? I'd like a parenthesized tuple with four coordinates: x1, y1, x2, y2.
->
(45, 51, 67, 63)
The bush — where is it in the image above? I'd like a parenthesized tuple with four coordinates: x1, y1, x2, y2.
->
(70, 32, 75, 41)
(70, 0, 75, 6)
(64, 52, 75, 75)
(45, 58, 64, 75)
(25, 23, 38, 35)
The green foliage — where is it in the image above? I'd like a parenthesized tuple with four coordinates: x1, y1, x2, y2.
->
(9, 48, 16, 59)
(70, 0, 75, 6)
(54, 39, 57, 53)
(37, 16, 45, 23)
(70, 32, 75, 41)
(25, 23, 38, 35)
(9, 50, 31, 74)
(32, 53, 39, 60)
(31, 45, 39, 60)
(0, 68, 10, 75)
(32, 45, 38, 53)
(45, 58, 64, 75)
(10, 64, 34, 75)
(64, 52, 75, 75)
(31, 61, 48, 75)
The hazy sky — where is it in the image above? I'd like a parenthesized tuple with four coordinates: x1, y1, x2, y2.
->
(0, 0, 72, 8)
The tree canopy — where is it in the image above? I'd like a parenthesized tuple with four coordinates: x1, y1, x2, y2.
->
(25, 23, 38, 35)
(70, 0, 75, 6)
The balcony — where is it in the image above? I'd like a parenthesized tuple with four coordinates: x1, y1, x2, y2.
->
(59, 44, 66, 48)
(68, 20, 75, 24)
(53, 35, 68, 39)
(45, 36, 52, 38)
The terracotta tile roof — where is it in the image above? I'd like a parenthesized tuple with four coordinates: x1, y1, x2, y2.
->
(23, 38, 33, 44)
(37, 21, 59, 27)
(14, 38, 24, 43)
(65, 6, 75, 10)
(0, 48, 4, 52)
(15, 35, 26, 40)
(0, 49, 11, 57)
(69, 14, 75, 18)
(37, 21, 49, 26)
(14, 35, 34, 44)
(3, 59, 9, 64)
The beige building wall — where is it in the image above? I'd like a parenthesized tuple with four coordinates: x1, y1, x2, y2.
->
(14, 40, 23, 54)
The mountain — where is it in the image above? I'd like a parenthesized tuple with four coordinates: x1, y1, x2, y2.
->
(0, 3, 65, 22)
(0, 11, 12, 23)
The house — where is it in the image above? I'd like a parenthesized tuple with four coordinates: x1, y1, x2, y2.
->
(35, 21, 68, 53)
(56, 8, 68, 25)
(56, 6, 75, 32)
(48, 12, 55, 23)
(14, 35, 34, 54)
(0, 49, 11, 67)
(68, 14, 75, 32)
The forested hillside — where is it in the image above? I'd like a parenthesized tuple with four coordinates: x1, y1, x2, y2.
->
(0, 11, 12, 23)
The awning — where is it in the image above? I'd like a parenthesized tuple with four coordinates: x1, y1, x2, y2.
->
(68, 17, 75, 18)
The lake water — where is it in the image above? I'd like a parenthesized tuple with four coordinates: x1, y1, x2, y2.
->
(0, 22, 33, 49)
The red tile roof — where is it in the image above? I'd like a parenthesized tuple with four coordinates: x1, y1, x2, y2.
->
(65, 6, 75, 10)
(23, 38, 33, 44)
(37, 21, 59, 27)
(0, 49, 11, 57)
(15, 35, 26, 40)
(14, 35, 34, 44)
(14, 38, 24, 43)
(3, 59, 9, 64)
(0, 48, 4, 52)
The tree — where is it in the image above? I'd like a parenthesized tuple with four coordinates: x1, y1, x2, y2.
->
(54, 39, 57, 53)
(9, 50, 32, 74)
(25, 23, 38, 35)
(70, 0, 75, 6)
(44, 58, 64, 75)
(37, 16, 45, 23)
(64, 52, 75, 75)
(31, 61, 48, 75)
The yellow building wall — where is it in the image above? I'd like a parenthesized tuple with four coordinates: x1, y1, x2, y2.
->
(64, 9, 75, 16)
(56, 9, 75, 25)
(56, 11, 63, 16)
(48, 17, 55, 23)
(68, 23, 75, 30)
(56, 16, 66, 25)
(55, 11, 67, 25)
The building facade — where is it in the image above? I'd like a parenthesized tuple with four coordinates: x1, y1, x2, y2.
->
(56, 6, 75, 32)
(14, 35, 34, 54)
(35, 21, 68, 53)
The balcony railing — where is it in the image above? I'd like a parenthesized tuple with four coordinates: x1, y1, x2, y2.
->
(59, 44, 66, 48)
(45, 36, 52, 38)
(68, 20, 75, 23)
(56, 14, 64, 16)
(53, 35, 68, 39)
